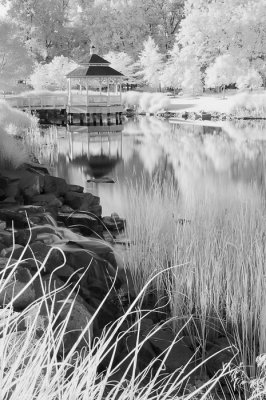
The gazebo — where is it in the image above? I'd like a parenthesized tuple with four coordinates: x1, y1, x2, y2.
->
(66, 47, 125, 130)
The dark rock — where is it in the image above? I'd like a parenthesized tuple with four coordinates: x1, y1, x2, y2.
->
(43, 175, 68, 196)
(102, 215, 126, 231)
(87, 177, 116, 184)
(31, 193, 63, 208)
(67, 184, 84, 193)
(206, 337, 236, 377)
(0, 230, 13, 247)
(20, 173, 44, 199)
(0, 266, 35, 309)
(0, 189, 6, 200)
(15, 229, 37, 246)
(23, 161, 50, 175)
(60, 205, 74, 213)
(58, 212, 99, 236)
(1, 244, 31, 260)
(39, 275, 93, 354)
(64, 192, 100, 211)
(202, 113, 212, 121)
(29, 242, 65, 274)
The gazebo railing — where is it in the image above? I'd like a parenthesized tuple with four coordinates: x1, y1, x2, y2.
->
(70, 94, 121, 106)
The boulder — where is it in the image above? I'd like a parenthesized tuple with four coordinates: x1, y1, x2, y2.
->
(67, 184, 84, 193)
(206, 337, 236, 377)
(64, 192, 100, 211)
(40, 275, 93, 354)
(43, 175, 68, 196)
(31, 193, 63, 208)
(0, 266, 36, 309)
(57, 211, 99, 236)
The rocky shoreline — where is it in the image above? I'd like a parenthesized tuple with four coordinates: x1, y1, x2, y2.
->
(0, 160, 235, 395)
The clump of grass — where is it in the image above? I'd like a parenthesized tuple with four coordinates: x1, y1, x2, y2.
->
(0, 243, 232, 399)
(0, 99, 38, 134)
(229, 92, 266, 118)
(0, 126, 28, 169)
(122, 176, 266, 379)
(122, 91, 171, 113)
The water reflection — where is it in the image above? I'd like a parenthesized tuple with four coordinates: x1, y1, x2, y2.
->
(38, 118, 266, 216)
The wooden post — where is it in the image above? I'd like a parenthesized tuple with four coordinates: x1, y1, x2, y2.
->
(86, 80, 88, 109)
(107, 77, 110, 106)
(68, 78, 72, 105)
(119, 80, 122, 104)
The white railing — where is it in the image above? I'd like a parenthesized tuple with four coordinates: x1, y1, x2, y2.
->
(70, 94, 121, 106)
(4, 94, 121, 109)
(5, 95, 68, 109)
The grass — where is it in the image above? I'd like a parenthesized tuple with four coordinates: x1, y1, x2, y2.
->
(0, 239, 235, 400)
(122, 91, 171, 113)
(122, 176, 266, 383)
(229, 92, 266, 118)
(0, 126, 28, 169)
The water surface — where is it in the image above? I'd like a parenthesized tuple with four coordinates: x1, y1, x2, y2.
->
(39, 118, 266, 216)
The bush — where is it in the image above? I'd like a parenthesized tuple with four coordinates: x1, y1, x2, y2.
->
(0, 126, 28, 169)
(229, 91, 266, 117)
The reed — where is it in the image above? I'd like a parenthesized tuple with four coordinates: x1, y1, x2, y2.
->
(123, 177, 266, 378)
(0, 244, 229, 399)
(229, 92, 266, 118)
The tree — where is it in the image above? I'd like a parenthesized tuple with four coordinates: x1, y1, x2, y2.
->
(205, 54, 241, 97)
(2, 0, 82, 61)
(182, 65, 203, 95)
(103, 51, 136, 82)
(0, 20, 33, 90)
(176, 0, 266, 72)
(29, 56, 77, 90)
(236, 69, 263, 91)
(137, 37, 164, 90)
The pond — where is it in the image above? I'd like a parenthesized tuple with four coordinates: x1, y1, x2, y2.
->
(38, 117, 266, 217)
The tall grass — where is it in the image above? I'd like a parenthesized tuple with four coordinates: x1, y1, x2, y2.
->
(0, 243, 232, 399)
(122, 177, 266, 378)
(0, 126, 28, 169)
(229, 92, 266, 118)
(122, 91, 171, 113)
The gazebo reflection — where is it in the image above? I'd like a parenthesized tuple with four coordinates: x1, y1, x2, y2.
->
(63, 125, 123, 179)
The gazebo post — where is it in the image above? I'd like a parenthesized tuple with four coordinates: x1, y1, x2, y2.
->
(68, 78, 72, 106)
(86, 80, 88, 108)
(119, 79, 122, 104)
(107, 77, 110, 106)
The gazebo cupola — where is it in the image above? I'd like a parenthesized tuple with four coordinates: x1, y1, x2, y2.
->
(66, 47, 124, 119)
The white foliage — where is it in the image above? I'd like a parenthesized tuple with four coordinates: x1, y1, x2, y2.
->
(181, 65, 203, 94)
(236, 69, 263, 90)
(137, 37, 164, 89)
(122, 91, 170, 113)
(30, 56, 77, 91)
(104, 51, 135, 78)
(205, 55, 241, 88)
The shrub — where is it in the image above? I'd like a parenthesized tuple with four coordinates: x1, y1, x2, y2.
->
(229, 91, 266, 118)
(0, 126, 28, 169)
(122, 91, 170, 113)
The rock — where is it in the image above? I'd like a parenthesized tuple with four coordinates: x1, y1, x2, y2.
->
(0, 266, 36, 309)
(206, 337, 236, 377)
(40, 275, 93, 354)
(60, 205, 74, 213)
(43, 175, 68, 196)
(0, 230, 13, 247)
(1, 244, 30, 259)
(28, 242, 65, 274)
(20, 173, 44, 199)
(23, 161, 50, 175)
(67, 184, 84, 193)
(31, 193, 63, 208)
(87, 177, 116, 184)
(64, 192, 100, 211)
(202, 113, 212, 121)
(57, 211, 99, 236)
(15, 229, 37, 246)
(0, 189, 6, 200)
(102, 215, 126, 231)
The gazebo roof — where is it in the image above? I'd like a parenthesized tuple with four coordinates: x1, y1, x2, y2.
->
(66, 53, 124, 79)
